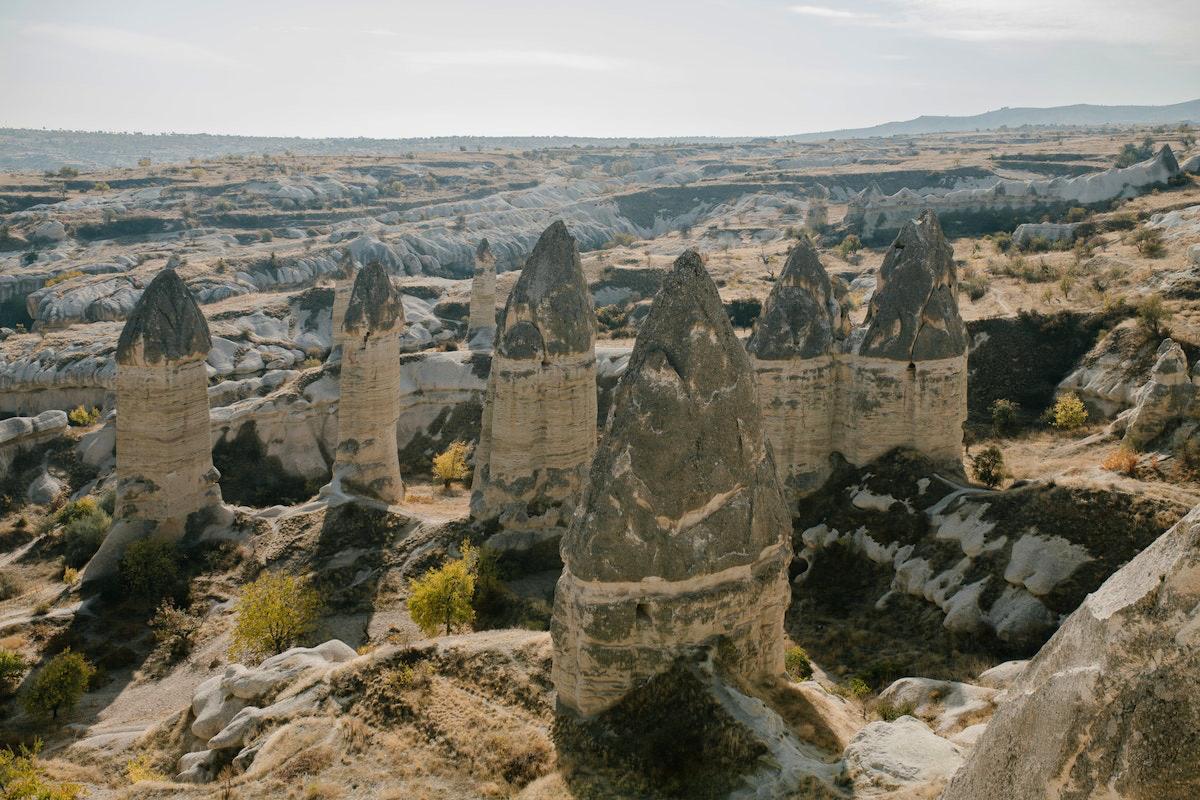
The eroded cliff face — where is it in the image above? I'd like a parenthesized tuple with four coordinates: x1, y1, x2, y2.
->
(751, 212, 968, 496)
(942, 504, 1200, 800)
(329, 262, 406, 504)
(471, 221, 597, 526)
(552, 250, 791, 717)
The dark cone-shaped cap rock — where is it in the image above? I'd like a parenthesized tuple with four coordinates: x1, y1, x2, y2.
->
(343, 261, 404, 334)
(561, 250, 789, 583)
(747, 235, 837, 359)
(475, 238, 494, 267)
(117, 268, 211, 365)
(497, 220, 593, 359)
(859, 209, 967, 361)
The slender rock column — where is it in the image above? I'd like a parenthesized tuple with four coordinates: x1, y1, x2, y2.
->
(470, 221, 597, 527)
(329, 252, 358, 359)
(328, 262, 406, 504)
(552, 250, 792, 717)
(467, 238, 497, 351)
(85, 268, 224, 581)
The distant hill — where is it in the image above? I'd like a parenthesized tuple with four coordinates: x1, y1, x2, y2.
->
(789, 98, 1200, 141)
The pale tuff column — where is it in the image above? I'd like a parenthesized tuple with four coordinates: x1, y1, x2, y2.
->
(467, 238, 497, 350)
(329, 252, 358, 358)
(747, 235, 845, 494)
(470, 220, 597, 524)
(843, 209, 968, 468)
(330, 261, 406, 504)
(552, 250, 792, 717)
(85, 268, 223, 581)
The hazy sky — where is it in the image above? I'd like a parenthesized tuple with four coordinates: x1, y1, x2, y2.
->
(2, 0, 1197, 138)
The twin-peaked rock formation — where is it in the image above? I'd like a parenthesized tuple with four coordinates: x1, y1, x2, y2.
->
(328, 262, 406, 504)
(467, 238, 497, 351)
(750, 210, 968, 494)
(85, 269, 225, 580)
(471, 221, 597, 526)
(552, 250, 792, 717)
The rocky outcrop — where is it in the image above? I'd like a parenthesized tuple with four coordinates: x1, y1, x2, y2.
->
(467, 238, 497, 350)
(1011, 222, 1080, 248)
(942, 504, 1200, 800)
(749, 211, 967, 496)
(327, 262, 406, 504)
(0, 409, 68, 475)
(843, 716, 965, 795)
(328, 252, 357, 359)
(85, 269, 224, 580)
(471, 221, 597, 528)
(1121, 338, 1197, 449)
(552, 250, 792, 717)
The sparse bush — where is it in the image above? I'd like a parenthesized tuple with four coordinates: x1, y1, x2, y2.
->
(1135, 294, 1172, 339)
(1131, 227, 1165, 258)
(602, 232, 637, 249)
(835, 677, 871, 700)
(0, 649, 25, 692)
(971, 445, 1005, 488)
(407, 540, 477, 636)
(120, 538, 180, 603)
(431, 441, 471, 492)
(230, 571, 321, 662)
(1115, 137, 1155, 168)
(0, 741, 82, 799)
(62, 504, 110, 568)
(43, 270, 84, 288)
(991, 232, 1013, 253)
(876, 700, 916, 722)
(125, 752, 167, 783)
(784, 646, 813, 681)
(150, 601, 202, 664)
(959, 270, 990, 301)
(61, 567, 79, 585)
(836, 234, 862, 259)
(67, 405, 100, 426)
(57, 166, 79, 178)
(21, 649, 95, 720)
(1103, 449, 1139, 475)
(990, 399, 1020, 437)
(0, 570, 25, 601)
(1065, 206, 1088, 223)
(1052, 393, 1089, 430)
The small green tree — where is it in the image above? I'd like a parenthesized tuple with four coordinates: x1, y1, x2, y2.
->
(22, 649, 95, 721)
(408, 540, 477, 636)
(431, 441, 471, 491)
(1053, 393, 1088, 430)
(836, 234, 862, 259)
(120, 539, 180, 603)
(229, 572, 321, 662)
(0, 649, 25, 693)
(989, 399, 1020, 437)
(1136, 294, 1172, 340)
(784, 646, 813, 681)
(971, 445, 1005, 488)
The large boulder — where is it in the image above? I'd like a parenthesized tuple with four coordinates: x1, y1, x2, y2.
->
(1123, 338, 1196, 449)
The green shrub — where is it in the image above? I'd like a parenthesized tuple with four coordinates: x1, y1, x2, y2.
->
(836, 677, 871, 700)
(66, 406, 100, 427)
(62, 507, 110, 568)
(784, 646, 813, 681)
(989, 399, 1020, 437)
(21, 649, 95, 720)
(1052, 393, 1089, 430)
(408, 540, 477, 637)
(230, 571, 321, 662)
(0, 741, 82, 799)
(836, 234, 862, 259)
(150, 601, 202, 664)
(119, 539, 180, 603)
(991, 232, 1013, 253)
(1131, 227, 1165, 258)
(971, 445, 1005, 488)
(1135, 294, 1172, 340)
(876, 701, 916, 722)
(0, 649, 25, 692)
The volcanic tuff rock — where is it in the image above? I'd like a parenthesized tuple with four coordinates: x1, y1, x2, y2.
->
(471, 220, 597, 525)
(746, 235, 844, 360)
(328, 251, 358, 358)
(329, 261, 406, 504)
(859, 210, 967, 362)
(86, 269, 224, 581)
(552, 249, 791, 716)
(467, 238, 497, 350)
(942, 503, 1200, 800)
(1122, 338, 1196, 449)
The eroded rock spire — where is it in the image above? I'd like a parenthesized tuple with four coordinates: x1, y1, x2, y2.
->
(467, 238, 497, 350)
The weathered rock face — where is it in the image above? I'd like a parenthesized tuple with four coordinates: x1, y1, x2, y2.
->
(552, 250, 792, 717)
(328, 262, 406, 504)
(1122, 338, 1196, 449)
(942, 504, 1200, 800)
(0, 409, 68, 475)
(1012, 222, 1080, 248)
(328, 252, 358, 358)
(750, 213, 967, 495)
(113, 268, 223, 530)
(467, 238, 497, 350)
(471, 220, 597, 525)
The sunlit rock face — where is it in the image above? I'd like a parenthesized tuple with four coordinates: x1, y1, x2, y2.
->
(749, 211, 967, 497)
(470, 220, 597, 526)
(552, 250, 792, 717)
(467, 238, 497, 351)
(329, 261, 406, 504)
(942, 503, 1200, 800)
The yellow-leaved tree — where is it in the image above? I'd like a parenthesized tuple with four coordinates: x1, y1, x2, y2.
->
(229, 572, 321, 663)
(407, 540, 477, 636)
(431, 441, 471, 492)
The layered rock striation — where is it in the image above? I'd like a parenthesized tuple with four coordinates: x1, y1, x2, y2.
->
(552, 250, 792, 717)
(467, 238, 497, 350)
(749, 210, 968, 495)
(471, 221, 597, 526)
(328, 261, 406, 504)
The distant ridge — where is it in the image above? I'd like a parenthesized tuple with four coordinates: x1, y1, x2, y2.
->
(788, 98, 1200, 142)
